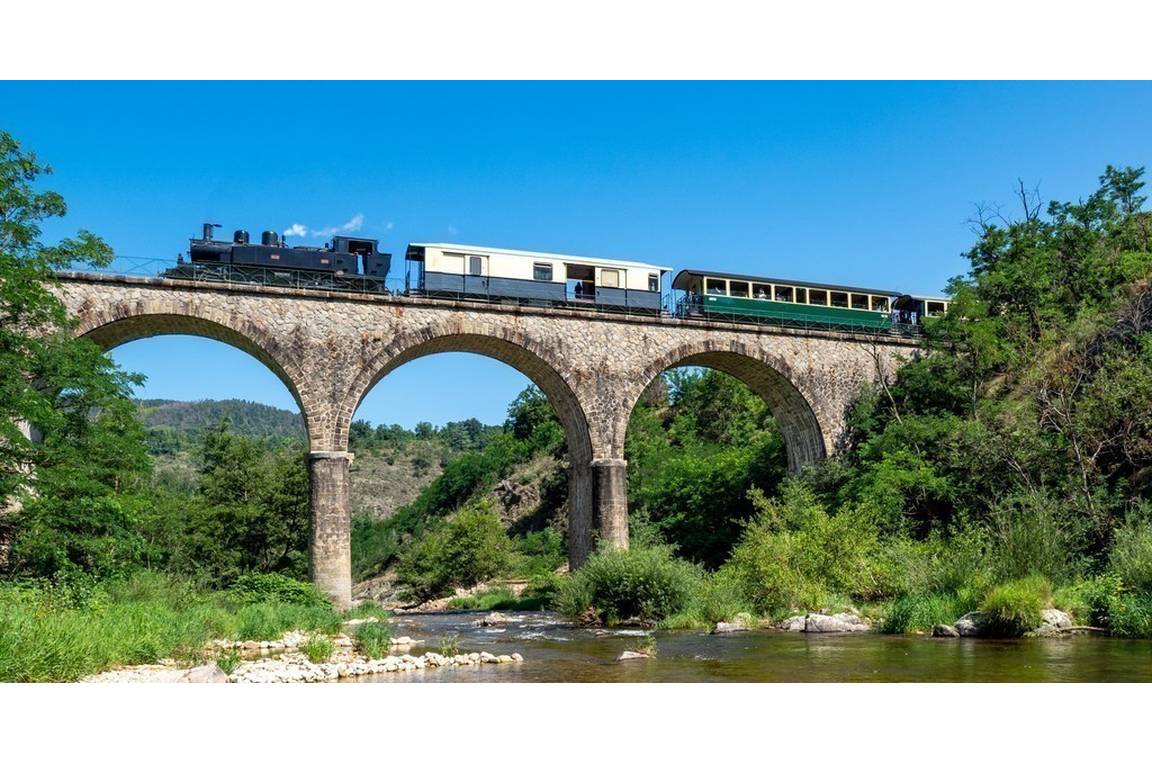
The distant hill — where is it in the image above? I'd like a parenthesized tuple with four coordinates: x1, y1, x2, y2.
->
(136, 398, 305, 446)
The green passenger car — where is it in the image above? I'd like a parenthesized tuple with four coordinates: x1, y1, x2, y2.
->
(672, 269, 900, 333)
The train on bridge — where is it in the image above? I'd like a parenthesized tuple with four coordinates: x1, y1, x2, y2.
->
(163, 223, 949, 333)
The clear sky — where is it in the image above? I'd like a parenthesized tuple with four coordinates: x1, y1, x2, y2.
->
(3, 82, 1150, 426)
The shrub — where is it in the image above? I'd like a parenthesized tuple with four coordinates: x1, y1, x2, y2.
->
(1053, 576, 1122, 627)
(985, 495, 1083, 584)
(301, 635, 334, 664)
(230, 572, 329, 608)
(1108, 517, 1152, 592)
(1107, 591, 1152, 638)
(724, 481, 881, 616)
(395, 503, 513, 601)
(354, 621, 393, 659)
(555, 546, 699, 625)
(980, 575, 1052, 636)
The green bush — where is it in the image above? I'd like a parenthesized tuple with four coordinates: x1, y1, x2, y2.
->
(230, 572, 329, 608)
(354, 621, 394, 659)
(985, 495, 1082, 584)
(980, 575, 1052, 636)
(1108, 517, 1152, 592)
(394, 503, 513, 601)
(555, 546, 699, 625)
(301, 635, 334, 664)
(1053, 575, 1122, 627)
(1107, 591, 1152, 638)
(723, 481, 882, 617)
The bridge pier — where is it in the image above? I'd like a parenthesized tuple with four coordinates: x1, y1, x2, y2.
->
(593, 458, 629, 552)
(308, 450, 353, 609)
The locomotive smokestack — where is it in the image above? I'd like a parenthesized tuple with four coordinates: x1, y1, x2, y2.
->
(202, 222, 220, 241)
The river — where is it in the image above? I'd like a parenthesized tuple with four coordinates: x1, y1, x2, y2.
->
(348, 611, 1152, 682)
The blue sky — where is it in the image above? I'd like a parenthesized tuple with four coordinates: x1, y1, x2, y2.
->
(4, 82, 1150, 427)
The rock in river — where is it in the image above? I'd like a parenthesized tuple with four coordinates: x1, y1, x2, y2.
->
(932, 624, 960, 638)
(780, 613, 870, 633)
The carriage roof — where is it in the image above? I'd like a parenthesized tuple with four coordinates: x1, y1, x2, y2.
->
(671, 268, 900, 296)
(408, 242, 671, 273)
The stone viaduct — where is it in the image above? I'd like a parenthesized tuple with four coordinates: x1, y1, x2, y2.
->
(55, 272, 919, 607)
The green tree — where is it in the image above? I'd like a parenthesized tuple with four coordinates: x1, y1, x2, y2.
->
(1, 131, 155, 578)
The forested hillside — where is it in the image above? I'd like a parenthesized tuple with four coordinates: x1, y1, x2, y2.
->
(137, 399, 305, 452)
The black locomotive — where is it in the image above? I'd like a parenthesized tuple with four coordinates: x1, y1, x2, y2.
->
(164, 223, 392, 291)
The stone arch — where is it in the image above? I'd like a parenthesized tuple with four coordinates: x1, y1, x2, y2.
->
(73, 302, 323, 448)
(626, 338, 829, 472)
(342, 323, 598, 566)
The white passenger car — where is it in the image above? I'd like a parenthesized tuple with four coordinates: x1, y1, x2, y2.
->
(405, 243, 671, 311)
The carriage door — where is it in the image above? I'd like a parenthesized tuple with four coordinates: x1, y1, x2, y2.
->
(466, 254, 489, 296)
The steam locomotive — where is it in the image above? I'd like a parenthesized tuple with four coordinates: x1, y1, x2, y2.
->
(163, 223, 392, 291)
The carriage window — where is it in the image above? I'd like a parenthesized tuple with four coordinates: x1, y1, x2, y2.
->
(851, 293, 868, 310)
(808, 289, 828, 306)
(468, 256, 484, 276)
(705, 278, 727, 295)
(752, 282, 771, 300)
(730, 281, 750, 298)
(872, 295, 890, 312)
(794, 288, 808, 304)
(830, 291, 849, 308)
(533, 262, 553, 281)
(443, 253, 465, 274)
(774, 285, 794, 302)
(926, 301, 946, 315)
(601, 269, 620, 288)
(648, 273, 659, 292)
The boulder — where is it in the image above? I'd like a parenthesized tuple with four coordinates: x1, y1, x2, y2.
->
(713, 621, 749, 634)
(1041, 609, 1074, 629)
(778, 613, 870, 633)
(953, 611, 991, 637)
(473, 612, 510, 627)
(932, 624, 960, 638)
(804, 613, 870, 633)
(616, 650, 652, 661)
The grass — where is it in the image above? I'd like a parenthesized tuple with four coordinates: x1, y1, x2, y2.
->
(980, 575, 1052, 636)
(446, 585, 550, 612)
(215, 649, 243, 675)
(300, 635, 335, 663)
(881, 593, 966, 634)
(437, 633, 461, 657)
(0, 570, 342, 682)
(354, 621, 394, 659)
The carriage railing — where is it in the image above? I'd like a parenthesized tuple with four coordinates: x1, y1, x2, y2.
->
(56, 257, 922, 337)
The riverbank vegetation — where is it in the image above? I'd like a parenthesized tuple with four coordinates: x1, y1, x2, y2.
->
(4, 130, 1152, 681)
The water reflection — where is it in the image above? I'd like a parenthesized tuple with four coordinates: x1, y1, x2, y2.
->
(348, 612, 1152, 683)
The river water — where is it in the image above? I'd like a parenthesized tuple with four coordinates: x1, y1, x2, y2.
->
(349, 611, 1152, 682)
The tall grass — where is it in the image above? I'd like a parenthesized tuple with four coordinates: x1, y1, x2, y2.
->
(980, 575, 1052, 636)
(0, 570, 339, 682)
